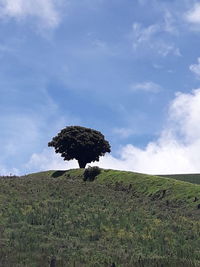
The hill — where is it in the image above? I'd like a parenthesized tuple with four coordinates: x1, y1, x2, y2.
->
(0, 169, 200, 266)
(159, 174, 200, 185)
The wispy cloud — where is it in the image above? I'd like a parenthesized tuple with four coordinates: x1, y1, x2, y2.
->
(113, 128, 135, 139)
(0, 0, 63, 28)
(132, 21, 181, 57)
(189, 57, 200, 78)
(132, 22, 159, 48)
(164, 10, 178, 34)
(130, 81, 162, 93)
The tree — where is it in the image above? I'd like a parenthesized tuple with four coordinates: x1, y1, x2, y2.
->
(48, 126, 111, 168)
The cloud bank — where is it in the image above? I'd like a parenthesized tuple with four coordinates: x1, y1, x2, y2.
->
(26, 88, 200, 175)
(98, 88, 200, 174)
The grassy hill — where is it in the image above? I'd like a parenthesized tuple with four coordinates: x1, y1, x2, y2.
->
(0, 169, 200, 266)
(159, 174, 200, 185)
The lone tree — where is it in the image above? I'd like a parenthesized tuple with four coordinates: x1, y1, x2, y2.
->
(48, 126, 111, 168)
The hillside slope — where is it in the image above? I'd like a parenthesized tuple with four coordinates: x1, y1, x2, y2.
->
(159, 174, 200, 185)
(0, 169, 200, 266)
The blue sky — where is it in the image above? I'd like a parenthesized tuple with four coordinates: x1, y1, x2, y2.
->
(1, 0, 200, 174)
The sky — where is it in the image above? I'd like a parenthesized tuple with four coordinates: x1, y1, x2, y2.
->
(2, 0, 200, 175)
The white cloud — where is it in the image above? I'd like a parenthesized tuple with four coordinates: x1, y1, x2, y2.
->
(25, 149, 78, 174)
(0, 0, 63, 28)
(189, 57, 200, 78)
(168, 89, 200, 142)
(131, 81, 162, 93)
(185, 3, 200, 24)
(93, 89, 200, 174)
(132, 22, 181, 57)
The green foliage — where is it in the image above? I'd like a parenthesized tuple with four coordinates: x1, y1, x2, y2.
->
(83, 166, 101, 181)
(48, 126, 111, 168)
(0, 169, 200, 266)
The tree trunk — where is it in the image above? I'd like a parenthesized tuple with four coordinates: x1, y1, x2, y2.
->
(78, 159, 87, 168)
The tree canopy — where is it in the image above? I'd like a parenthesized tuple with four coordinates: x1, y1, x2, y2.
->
(48, 126, 111, 168)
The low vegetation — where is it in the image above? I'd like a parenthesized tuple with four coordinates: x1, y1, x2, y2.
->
(0, 169, 200, 266)
(159, 173, 200, 185)
(83, 166, 101, 181)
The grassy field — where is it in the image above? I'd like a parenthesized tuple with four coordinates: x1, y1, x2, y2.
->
(0, 169, 200, 266)
(159, 174, 200, 185)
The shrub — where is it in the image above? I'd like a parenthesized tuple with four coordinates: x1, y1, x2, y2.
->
(0, 175, 19, 179)
(83, 166, 101, 182)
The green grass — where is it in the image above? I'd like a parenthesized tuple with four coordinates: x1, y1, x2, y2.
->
(159, 174, 200, 185)
(0, 169, 200, 266)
